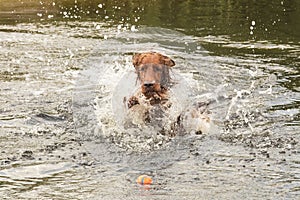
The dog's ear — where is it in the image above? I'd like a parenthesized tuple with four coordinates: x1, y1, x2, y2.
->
(161, 55, 175, 67)
(133, 52, 175, 67)
(132, 53, 142, 67)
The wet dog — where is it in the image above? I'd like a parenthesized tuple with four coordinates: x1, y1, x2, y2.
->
(127, 52, 174, 108)
(125, 52, 211, 135)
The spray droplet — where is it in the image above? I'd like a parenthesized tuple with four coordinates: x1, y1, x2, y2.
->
(131, 25, 137, 32)
(95, 24, 101, 30)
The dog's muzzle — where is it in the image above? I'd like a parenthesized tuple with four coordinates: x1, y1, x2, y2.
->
(143, 81, 155, 88)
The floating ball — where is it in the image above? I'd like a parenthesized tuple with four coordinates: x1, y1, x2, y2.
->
(136, 175, 153, 185)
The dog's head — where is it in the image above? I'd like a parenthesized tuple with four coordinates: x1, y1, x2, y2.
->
(132, 52, 175, 98)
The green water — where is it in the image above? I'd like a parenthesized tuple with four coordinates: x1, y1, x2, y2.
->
(1, 0, 299, 41)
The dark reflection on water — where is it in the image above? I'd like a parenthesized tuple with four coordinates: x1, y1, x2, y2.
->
(1, 0, 299, 42)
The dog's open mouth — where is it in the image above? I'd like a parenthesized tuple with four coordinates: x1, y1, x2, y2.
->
(141, 84, 169, 102)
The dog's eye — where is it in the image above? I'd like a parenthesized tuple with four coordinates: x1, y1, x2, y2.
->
(138, 66, 146, 72)
(153, 66, 162, 72)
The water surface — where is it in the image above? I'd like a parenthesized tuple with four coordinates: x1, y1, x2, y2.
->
(0, 0, 299, 199)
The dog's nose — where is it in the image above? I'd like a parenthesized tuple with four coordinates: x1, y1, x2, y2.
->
(144, 82, 154, 88)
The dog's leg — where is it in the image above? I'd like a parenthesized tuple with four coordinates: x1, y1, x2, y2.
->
(127, 96, 139, 109)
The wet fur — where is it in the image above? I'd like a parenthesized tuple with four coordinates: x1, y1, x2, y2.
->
(128, 52, 175, 108)
(126, 52, 211, 135)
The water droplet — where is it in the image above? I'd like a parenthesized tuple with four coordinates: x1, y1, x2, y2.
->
(251, 20, 255, 26)
(95, 24, 101, 30)
(98, 4, 103, 8)
(131, 25, 137, 32)
(268, 74, 277, 83)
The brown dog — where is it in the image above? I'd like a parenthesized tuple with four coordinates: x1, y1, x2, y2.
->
(128, 52, 175, 108)
(125, 52, 211, 135)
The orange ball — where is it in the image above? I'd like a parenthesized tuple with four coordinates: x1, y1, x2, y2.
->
(136, 175, 153, 185)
